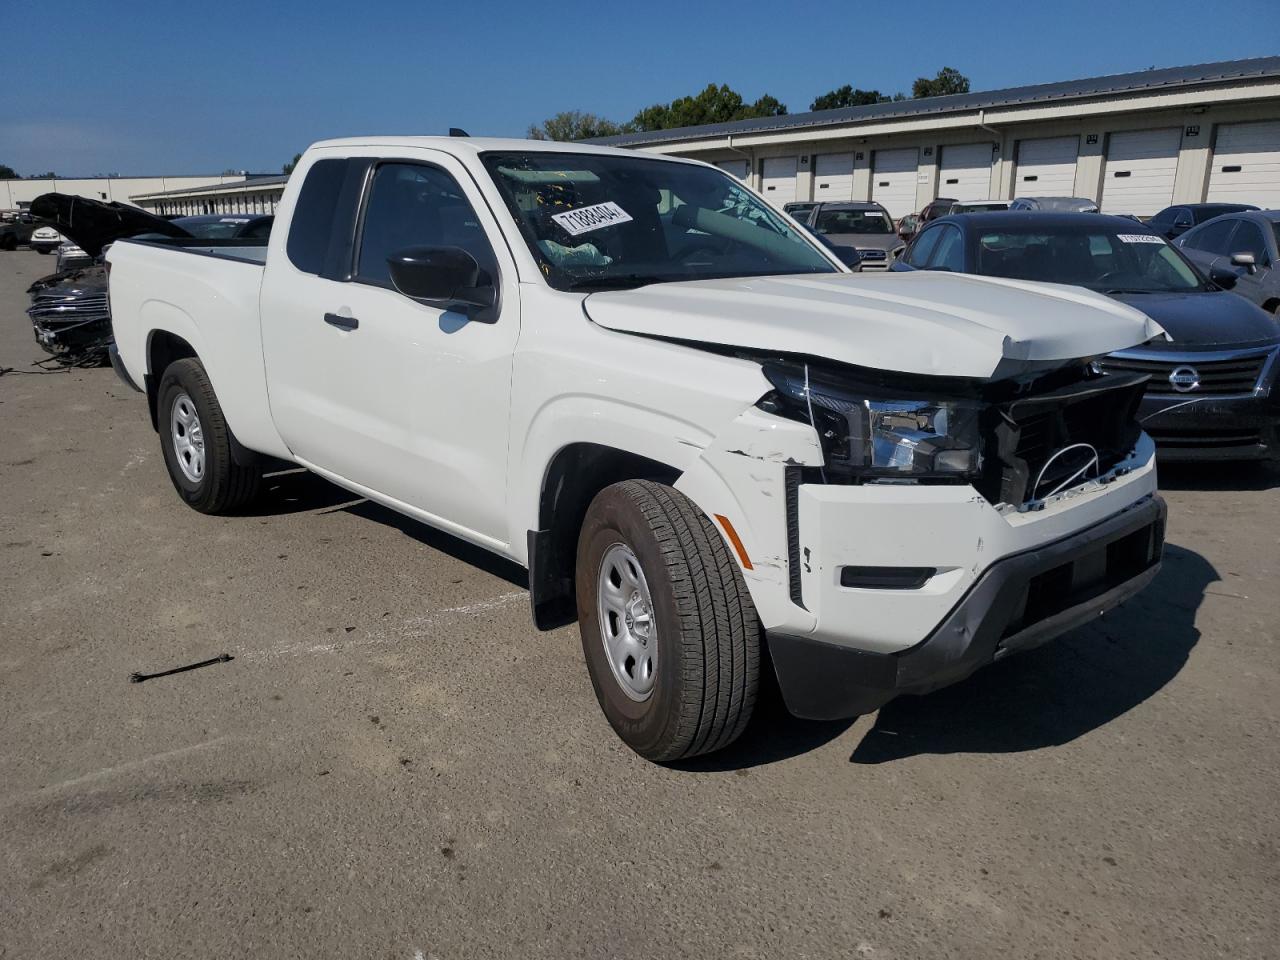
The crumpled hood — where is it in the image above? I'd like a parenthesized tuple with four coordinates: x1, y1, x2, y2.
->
(585, 272, 1165, 380)
(29, 193, 192, 258)
(1111, 290, 1280, 350)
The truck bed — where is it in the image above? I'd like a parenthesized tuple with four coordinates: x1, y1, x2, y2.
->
(116, 236, 268, 265)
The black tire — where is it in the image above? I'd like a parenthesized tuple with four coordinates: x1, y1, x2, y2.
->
(576, 480, 761, 762)
(157, 358, 260, 514)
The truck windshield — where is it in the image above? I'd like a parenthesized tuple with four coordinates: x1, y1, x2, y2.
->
(974, 225, 1205, 293)
(480, 151, 838, 291)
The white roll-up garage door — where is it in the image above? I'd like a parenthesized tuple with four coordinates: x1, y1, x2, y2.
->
(1100, 128, 1181, 215)
(1207, 121, 1280, 208)
(760, 156, 797, 207)
(1014, 136, 1079, 196)
(813, 153, 854, 201)
(871, 148, 918, 218)
(939, 143, 994, 202)
(715, 159, 749, 182)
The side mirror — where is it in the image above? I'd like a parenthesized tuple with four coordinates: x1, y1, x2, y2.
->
(1209, 265, 1238, 289)
(387, 246, 497, 317)
(1229, 251, 1257, 274)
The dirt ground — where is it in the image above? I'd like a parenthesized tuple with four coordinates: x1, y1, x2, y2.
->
(1, 247, 1277, 959)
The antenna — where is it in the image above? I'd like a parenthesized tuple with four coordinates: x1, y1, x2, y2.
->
(448, 128, 470, 138)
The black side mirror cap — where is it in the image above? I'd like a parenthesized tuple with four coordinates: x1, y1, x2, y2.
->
(387, 246, 498, 319)
(1209, 265, 1238, 289)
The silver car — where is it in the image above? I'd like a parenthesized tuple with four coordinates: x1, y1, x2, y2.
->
(1175, 210, 1280, 315)
(792, 201, 904, 271)
(1008, 196, 1099, 213)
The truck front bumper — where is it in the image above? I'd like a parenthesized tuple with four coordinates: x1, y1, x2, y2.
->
(768, 494, 1165, 719)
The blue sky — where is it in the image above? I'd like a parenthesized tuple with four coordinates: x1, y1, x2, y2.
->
(3, 0, 1277, 176)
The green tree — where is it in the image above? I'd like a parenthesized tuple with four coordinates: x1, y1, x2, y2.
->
(27, 171, 56, 179)
(632, 84, 787, 131)
(911, 67, 970, 99)
(0, 163, 17, 179)
(810, 86, 892, 111)
(282, 153, 302, 175)
(527, 111, 632, 142)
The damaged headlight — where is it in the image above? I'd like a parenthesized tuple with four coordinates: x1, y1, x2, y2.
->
(758, 361, 984, 480)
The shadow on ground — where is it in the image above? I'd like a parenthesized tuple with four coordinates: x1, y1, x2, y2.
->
(1157, 460, 1278, 492)
(848, 543, 1215, 764)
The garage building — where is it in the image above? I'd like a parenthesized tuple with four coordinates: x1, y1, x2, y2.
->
(594, 57, 1280, 218)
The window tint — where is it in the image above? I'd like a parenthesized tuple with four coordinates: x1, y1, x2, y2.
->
(814, 208, 893, 235)
(357, 162, 497, 287)
(1231, 222, 1269, 265)
(929, 225, 965, 271)
(240, 218, 273, 240)
(1186, 218, 1238, 255)
(287, 159, 347, 274)
(904, 226, 942, 267)
(1149, 208, 1177, 227)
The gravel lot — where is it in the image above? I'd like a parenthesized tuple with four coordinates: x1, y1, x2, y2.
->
(1, 247, 1277, 959)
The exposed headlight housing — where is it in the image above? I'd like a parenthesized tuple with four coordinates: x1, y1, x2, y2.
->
(758, 361, 985, 481)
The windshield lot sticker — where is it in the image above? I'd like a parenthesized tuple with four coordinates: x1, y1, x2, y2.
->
(1116, 234, 1166, 244)
(551, 202, 633, 236)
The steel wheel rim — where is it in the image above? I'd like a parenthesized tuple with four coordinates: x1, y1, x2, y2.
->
(169, 391, 205, 484)
(597, 542, 657, 701)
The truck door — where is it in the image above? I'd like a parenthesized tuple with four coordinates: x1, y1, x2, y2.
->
(261, 152, 520, 547)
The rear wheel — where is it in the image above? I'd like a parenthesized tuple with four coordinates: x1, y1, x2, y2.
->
(157, 358, 260, 514)
(576, 480, 761, 762)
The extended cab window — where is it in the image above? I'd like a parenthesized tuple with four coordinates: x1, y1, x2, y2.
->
(287, 159, 347, 274)
(929, 225, 965, 271)
(356, 162, 497, 287)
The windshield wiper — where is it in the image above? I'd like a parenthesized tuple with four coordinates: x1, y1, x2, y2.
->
(1103, 288, 1157, 295)
(562, 274, 668, 292)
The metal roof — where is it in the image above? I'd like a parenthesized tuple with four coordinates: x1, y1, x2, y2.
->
(592, 56, 1280, 148)
(132, 174, 289, 198)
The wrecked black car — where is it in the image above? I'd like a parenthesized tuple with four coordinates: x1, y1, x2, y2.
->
(24, 194, 195, 365)
(26, 265, 112, 364)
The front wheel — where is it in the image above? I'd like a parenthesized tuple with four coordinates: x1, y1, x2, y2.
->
(576, 480, 761, 762)
(157, 358, 260, 514)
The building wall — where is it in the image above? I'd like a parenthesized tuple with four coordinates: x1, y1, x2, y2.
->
(651, 94, 1280, 215)
(1, 174, 246, 212)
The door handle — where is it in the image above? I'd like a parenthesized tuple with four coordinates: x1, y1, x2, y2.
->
(323, 312, 359, 331)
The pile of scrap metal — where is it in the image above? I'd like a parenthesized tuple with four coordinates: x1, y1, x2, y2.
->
(25, 194, 192, 365)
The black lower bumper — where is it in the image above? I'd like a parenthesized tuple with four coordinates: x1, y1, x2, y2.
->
(768, 495, 1166, 720)
(1139, 392, 1279, 461)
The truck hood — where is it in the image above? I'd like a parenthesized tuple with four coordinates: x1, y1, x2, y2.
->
(29, 193, 192, 258)
(584, 272, 1165, 380)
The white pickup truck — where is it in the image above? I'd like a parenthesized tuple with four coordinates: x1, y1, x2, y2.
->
(102, 137, 1167, 761)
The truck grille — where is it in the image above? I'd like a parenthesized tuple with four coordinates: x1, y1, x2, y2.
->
(1095, 350, 1271, 395)
(983, 373, 1148, 506)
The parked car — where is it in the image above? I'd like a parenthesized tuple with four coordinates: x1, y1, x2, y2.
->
(919, 197, 958, 222)
(782, 201, 818, 221)
(790, 201, 903, 270)
(0, 216, 36, 250)
(29, 225, 64, 253)
(170, 214, 274, 240)
(893, 212, 1280, 460)
(1175, 209, 1280, 314)
(1148, 202, 1258, 240)
(55, 241, 93, 273)
(99, 138, 1165, 762)
(1008, 196, 1099, 213)
(950, 200, 1010, 213)
(26, 265, 112, 363)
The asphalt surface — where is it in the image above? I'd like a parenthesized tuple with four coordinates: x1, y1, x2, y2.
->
(1, 247, 1277, 959)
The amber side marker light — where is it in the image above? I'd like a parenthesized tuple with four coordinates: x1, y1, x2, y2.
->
(714, 514, 753, 570)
